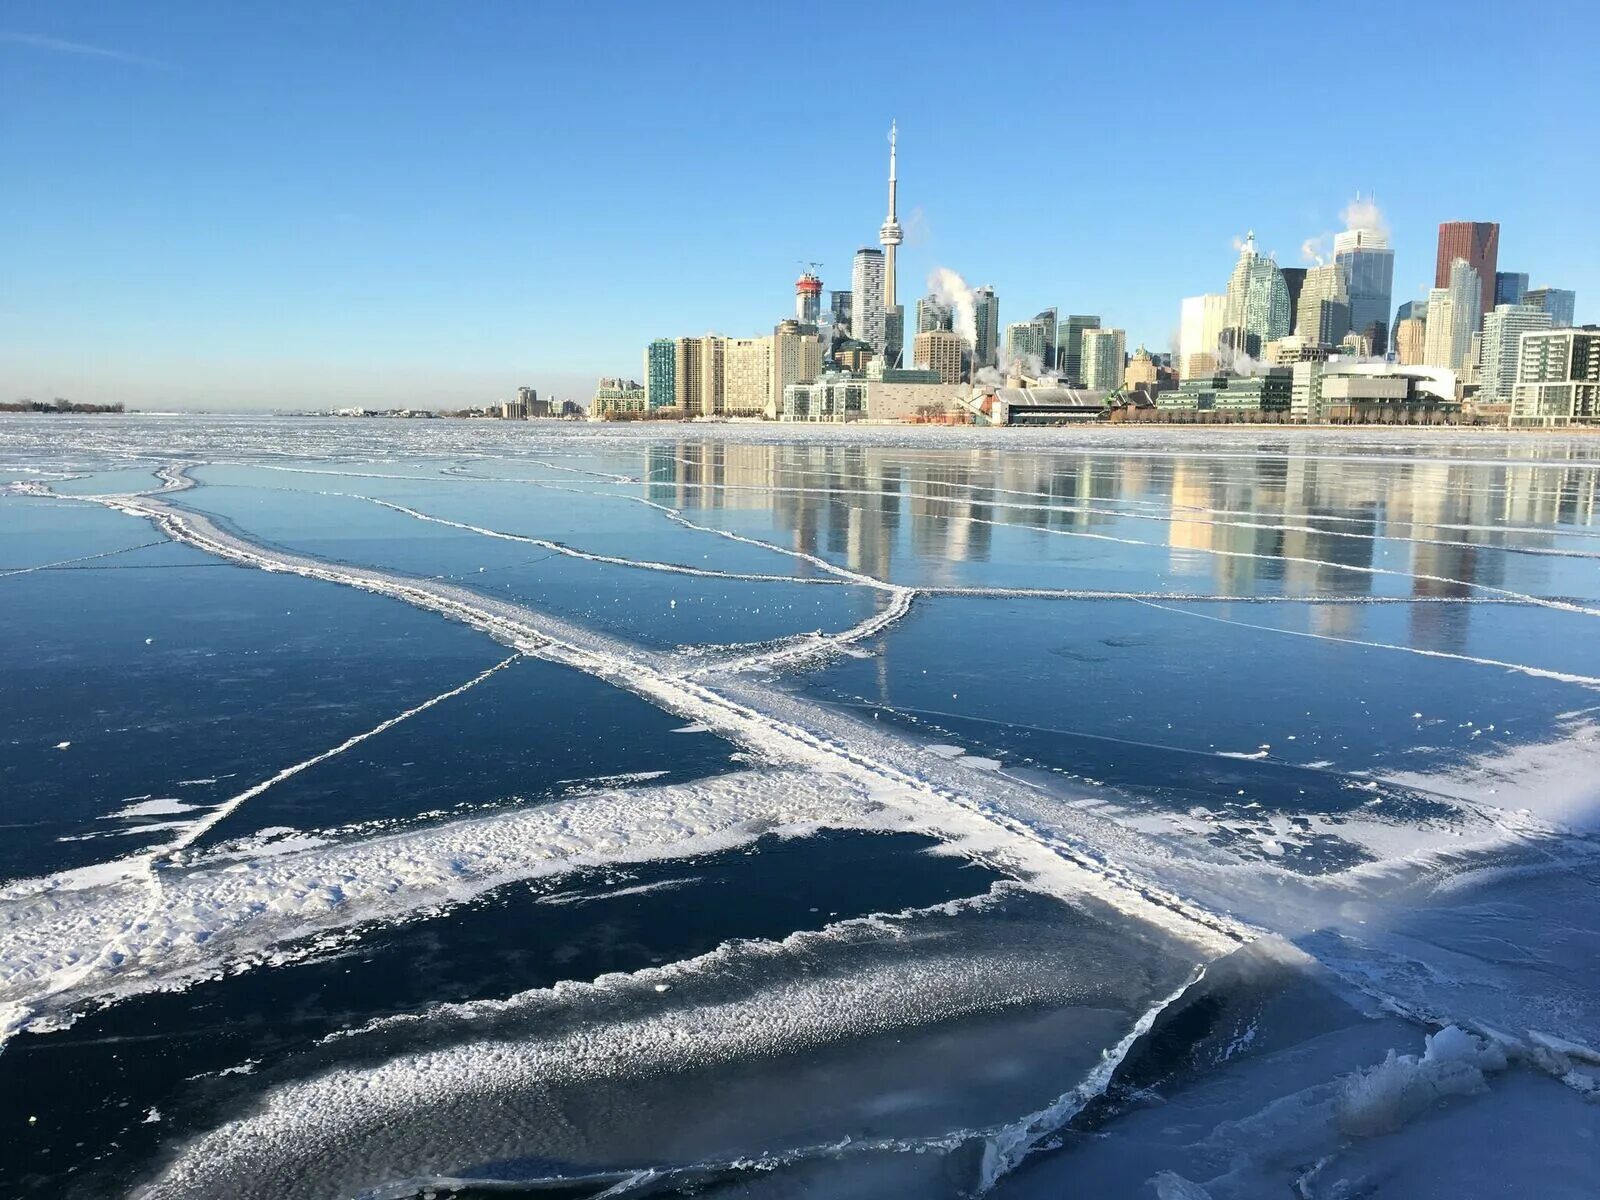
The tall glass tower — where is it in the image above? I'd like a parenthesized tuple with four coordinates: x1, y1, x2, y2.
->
(1334, 228, 1395, 356)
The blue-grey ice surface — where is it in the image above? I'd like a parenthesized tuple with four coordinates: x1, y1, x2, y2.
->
(2, 415, 1598, 1199)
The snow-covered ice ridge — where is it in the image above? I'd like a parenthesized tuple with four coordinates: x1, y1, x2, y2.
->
(0, 478, 1256, 1053)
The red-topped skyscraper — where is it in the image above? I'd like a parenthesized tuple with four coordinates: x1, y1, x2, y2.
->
(1435, 222, 1499, 325)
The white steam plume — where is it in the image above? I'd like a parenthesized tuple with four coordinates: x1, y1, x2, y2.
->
(1342, 192, 1389, 238)
(926, 267, 978, 348)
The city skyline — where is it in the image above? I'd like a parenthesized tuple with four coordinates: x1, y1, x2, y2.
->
(3, 0, 1597, 410)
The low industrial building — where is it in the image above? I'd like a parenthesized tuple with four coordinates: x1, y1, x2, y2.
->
(966, 386, 1112, 425)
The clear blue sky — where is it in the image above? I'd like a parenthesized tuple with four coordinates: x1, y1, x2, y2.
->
(3, 0, 1595, 410)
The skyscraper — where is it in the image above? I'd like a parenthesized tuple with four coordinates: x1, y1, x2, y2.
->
(1223, 233, 1292, 358)
(1296, 262, 1351, 347)
(1179, 294, 1227, 379)
(673, 335, 728, 417)
(644, 338, 676, 409)
(1334, 227, 1395, 356)
(1004, 319, 1050, 369)
(829, 290, 853, 332)
(851, 247, 886, 356)
(1035, 309, 1059, 370)
(1478, 304, 1554, 408)
(916, 295, 952, 333)
(794, 269, 822, 325)
(973, 286, 999, 368)
(1525, 287, 1577, 328)
(1435, 222, 1499, 325)
(1058, 315, 1101, 386)
(1080, 327, 1127, 391)
(1423, 258, 1482, 371)
(1279, 267, 1307, 335)
(1495, 272, 1529, 308)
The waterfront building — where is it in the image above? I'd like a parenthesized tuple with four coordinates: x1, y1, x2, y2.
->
(780, 370, 966, 423)
(590, 378, 648, 419)
(1291, 360, 1325, 422)
(1525, 287, 1577, 328)
(675, 334, 727, 417)
(645, 339, 676, 410)
(772, 320, 827, 416)
(1223, 233, 1292, 358)
(1334, 227, 1395, 356)
(1058, 315, 1101, 385)
(1478, 305, 1554, 408)
(1511, 327, 1600, 426)
(912, 329, 964, 384)
(1495, 272, 1529, 308)
(973, 286, 999, 368)
(795, 270, 823, 325)
(1435, 221, 1498, 325)
(851, 247, 886, 356)
(1179, 294, 1227, 379)
(1080, 327, 1126, 391)
(1296, 262, 1351, 347)
(724, 337, 774, 417)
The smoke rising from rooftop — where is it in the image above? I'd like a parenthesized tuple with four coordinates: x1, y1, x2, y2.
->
(926, 267, 978, 349)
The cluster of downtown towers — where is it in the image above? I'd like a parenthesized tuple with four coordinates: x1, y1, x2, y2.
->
(628, 125, 1579, 417)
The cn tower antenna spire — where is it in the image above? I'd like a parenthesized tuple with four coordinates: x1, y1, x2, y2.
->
(879, 119, 902, 311)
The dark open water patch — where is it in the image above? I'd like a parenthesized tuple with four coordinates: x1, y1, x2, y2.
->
(0, 830, 1001, 1199)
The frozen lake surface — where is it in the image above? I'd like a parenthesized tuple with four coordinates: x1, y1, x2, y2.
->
(3, 415, 1599, 1198)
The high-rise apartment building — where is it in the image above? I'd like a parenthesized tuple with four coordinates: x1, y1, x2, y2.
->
(1525, 287, 1577, 328)
(1179, 294, 1228, 379)
(851, 247, 886, 356)
(1296, 262, 1351, 347)
(675, 335, 727, 417)
(973, 286, 999, 368)
(912, 330, 964, 384)
(1223, 233, 1292, 358)
(1334, 228, 1395, 356)
(1435, 222, 1498, 325)
(1478, 304, 1554, 408)
(1423, 258, 1482, 371)
(1495, 272, 1529, 308)
(724, 337, 774, 417)
(645, 338, 676, 409)
(1512, 327, 1600, 426)
(1080, 327, 1126, 391)
(1058, 315, 1101, 386)
(1034, 309, 1058, 370)
(772, 321, 826, 416)
(1004, 319, 1051, 369)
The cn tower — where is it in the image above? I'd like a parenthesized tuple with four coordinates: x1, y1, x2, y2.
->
(878, 120, 902, 311)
